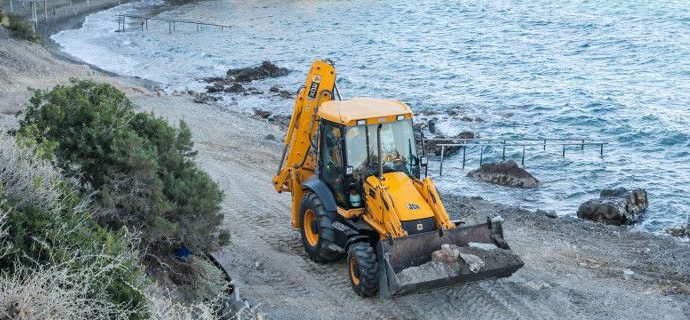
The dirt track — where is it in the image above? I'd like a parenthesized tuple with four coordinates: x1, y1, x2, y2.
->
(134, 95, 690, 320)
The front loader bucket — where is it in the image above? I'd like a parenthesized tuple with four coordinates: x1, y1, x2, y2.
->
(377, 216, 524, 297)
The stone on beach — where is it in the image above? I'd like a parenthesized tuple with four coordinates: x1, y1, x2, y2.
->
(467, 160, 540, 188)
(577, 188, 648, 225)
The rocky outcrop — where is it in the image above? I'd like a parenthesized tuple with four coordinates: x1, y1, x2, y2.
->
(466, 160, 539, 188)
(225, 61, 289, 82)
(252, 108, 292, 126)
(201, 61, 290, 97)
(577, 188, 648, 225)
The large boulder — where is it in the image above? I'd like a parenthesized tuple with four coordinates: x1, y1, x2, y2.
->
(466, 160, 539, 188)
(226, 61, 289, 82)
(577, 188, 648, 225)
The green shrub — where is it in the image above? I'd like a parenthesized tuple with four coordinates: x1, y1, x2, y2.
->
(18, 79, 226, 291)
(0, 12, 41, 42)
(0, 132, 148, 318)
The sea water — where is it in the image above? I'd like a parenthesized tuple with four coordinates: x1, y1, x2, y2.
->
(52, 0, 690, 232)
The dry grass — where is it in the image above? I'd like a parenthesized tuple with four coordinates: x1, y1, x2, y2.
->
(0, 204, 10, 260)
(0, 255, 139, 319)
(0, 128, 66, 213)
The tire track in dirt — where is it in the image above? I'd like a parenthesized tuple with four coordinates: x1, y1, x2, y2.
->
(197, 138, 558, 320)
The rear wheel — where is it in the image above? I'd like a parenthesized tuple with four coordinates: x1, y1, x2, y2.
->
(347, 242, 379, 297)
(299, 192, 341, 263)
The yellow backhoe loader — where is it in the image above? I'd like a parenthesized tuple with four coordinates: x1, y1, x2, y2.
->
(273, 60, 523, 297)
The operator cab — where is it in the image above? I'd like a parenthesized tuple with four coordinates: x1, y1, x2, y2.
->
(317, 98, 424, 210)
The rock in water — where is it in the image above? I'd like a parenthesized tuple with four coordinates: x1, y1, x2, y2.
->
(421, 131, 476, 157)
(577, 188, 648, 225)
(226, 61, 289, 82)
(665, 224, 690, 238)
(466, 160, 540, 188)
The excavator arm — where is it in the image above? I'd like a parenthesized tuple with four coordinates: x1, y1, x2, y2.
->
(273, 60, 337, 228)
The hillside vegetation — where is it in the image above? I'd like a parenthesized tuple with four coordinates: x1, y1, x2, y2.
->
(1, 79, 232, 318)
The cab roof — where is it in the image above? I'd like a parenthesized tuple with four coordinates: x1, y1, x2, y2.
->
(318, 98, 414, 126)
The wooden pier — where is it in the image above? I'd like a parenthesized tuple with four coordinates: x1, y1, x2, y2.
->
(116, 14, 230, 33)
(420, 137, 609, 176)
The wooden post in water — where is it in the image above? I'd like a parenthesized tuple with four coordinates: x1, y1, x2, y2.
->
(9, 0, 13, 12)
(31, 1, 37, 32)
(43, 0, 47, 22)
(502, 140, 506, 161)
(479, 146, 484, 165)
(439, 145, 445, 176)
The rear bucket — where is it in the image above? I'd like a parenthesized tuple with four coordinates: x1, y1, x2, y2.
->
(377, 216, 524, 297)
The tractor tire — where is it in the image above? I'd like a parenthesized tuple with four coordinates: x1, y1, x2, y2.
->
(298, 192, 341, 263)
(347, 242, 379, 297)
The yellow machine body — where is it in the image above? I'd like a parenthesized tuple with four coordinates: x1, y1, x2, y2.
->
(273, 60, 523, 297)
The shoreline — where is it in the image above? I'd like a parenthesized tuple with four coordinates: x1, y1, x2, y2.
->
(1, 4, 689, 318)
(36, 0, 175, 92)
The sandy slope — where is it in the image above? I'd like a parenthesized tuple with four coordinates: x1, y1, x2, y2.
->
(1, 32, 688, 320)
(0, 28, 149, 128)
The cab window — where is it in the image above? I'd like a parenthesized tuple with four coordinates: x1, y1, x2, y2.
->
(320, 121, 346, 207)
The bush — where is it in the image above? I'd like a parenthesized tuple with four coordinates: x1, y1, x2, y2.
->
(0, 11, 41, 42)
(18, 79, 227, 293)
(0, 131, 148, 318)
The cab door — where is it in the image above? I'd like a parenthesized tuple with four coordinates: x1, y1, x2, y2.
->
(319, 121, 347, 207)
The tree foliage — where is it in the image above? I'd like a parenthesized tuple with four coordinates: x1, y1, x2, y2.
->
(18, 79, 227, 283)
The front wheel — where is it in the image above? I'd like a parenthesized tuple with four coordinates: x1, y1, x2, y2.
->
(347, 242, 379, 297)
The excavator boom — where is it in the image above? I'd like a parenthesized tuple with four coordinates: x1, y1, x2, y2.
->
(273, 60, 337, 228)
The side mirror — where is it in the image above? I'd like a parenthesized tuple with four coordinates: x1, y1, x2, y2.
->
(420, 156, 428, 166)
(345, 165, 354, 175)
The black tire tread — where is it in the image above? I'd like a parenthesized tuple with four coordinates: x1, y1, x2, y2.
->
(348, 242, 379, 297)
